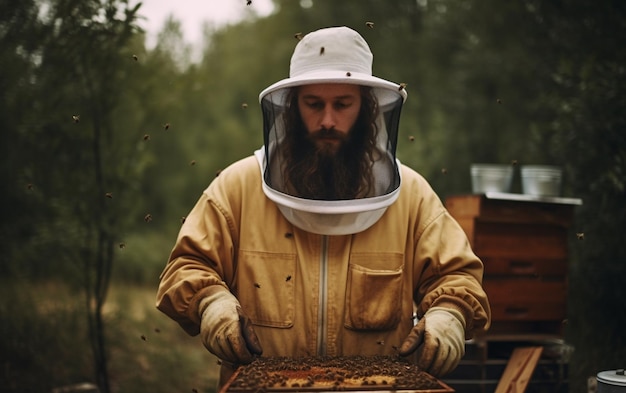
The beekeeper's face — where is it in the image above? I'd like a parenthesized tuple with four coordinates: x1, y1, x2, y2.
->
(297, 83, 362, 155)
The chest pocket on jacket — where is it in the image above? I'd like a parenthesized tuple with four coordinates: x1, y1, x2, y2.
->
(236, 250, 296, 328)
(344, 253, 404, 331)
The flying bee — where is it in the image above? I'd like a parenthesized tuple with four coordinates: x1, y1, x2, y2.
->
(190, 160, 196, 166)
(246, 0, 252, 5)
(511, 159, 518, 166)
(294, 32, 303, 41)
(163, 122, 170, 130)
(140, 335, 146, 341)
(284, 232, 293, 238)
(254, 282, 261, 288)
(398, 83, 407, 91)
(365, 21, 375, 28)
(105, 192, 113, 199)
(408, 135, 415, 142)
(132, 54, 138, 61)
(181, 216, 186, 224)
(154, 328, 160, 333)
(286, 275, 292, 282)
(241, 102, 248, 109)
(576, 232, 585, 240)
(143, 134, 150, 141)
(72, 115, 80, 123)
(441, 168, 448, 175)
(26, 183, 33, 190)
(496, 98, 502, 104)
(119, 242, 126, 249)
(346, 72, 351, 77)
(320, 46, 325, 55)
(215, 169, 223, 177)
(144, 213, 152, 223)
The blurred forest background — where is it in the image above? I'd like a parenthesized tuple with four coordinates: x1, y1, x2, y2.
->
(1, 0, 625, 392)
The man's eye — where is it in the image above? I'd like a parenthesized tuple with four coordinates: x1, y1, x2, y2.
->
(306, 101, 324, 109)
(334, 102, 350, 109)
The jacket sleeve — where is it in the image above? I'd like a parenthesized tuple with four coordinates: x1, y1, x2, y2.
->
(411, 186, 491, 338)
(156, 189, 237, 336)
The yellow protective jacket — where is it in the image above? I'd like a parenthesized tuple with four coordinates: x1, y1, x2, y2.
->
(156, 154, 491, 367)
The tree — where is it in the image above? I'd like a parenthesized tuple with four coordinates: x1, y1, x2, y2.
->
(1, 0, 145, 391)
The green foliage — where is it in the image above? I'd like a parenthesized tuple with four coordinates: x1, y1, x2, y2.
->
(1, 0, 624, 391)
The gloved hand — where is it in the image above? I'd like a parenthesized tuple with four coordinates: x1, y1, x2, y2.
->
(199, 286, 263, 364)
(399, 307, 466, 376)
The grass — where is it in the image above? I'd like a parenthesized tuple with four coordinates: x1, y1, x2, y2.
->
(0, 280, 220, 393)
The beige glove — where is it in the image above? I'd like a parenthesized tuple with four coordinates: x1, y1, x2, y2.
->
(199, 286, 263, 364)
(399, 307, 466, 376)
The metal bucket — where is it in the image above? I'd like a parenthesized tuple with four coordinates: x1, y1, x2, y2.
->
(597, 369, 626, 393)
(521, 165, 562, 197)
(470, 164, 513, 194)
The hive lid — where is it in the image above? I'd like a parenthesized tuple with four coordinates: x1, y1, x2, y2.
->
(597, 369, 626, 386)
(484, 192, 583, 205)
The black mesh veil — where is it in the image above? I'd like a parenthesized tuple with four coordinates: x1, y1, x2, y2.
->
(260, 85, 404, 201)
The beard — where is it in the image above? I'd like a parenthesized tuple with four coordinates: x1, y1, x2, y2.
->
(283, 127, 371, 200)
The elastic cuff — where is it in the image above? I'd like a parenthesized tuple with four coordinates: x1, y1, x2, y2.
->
(426, 306, 467, 329)
(189, 283, 230, 323)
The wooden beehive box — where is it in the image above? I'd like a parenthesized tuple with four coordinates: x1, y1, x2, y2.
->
(445, 192, 582, 337)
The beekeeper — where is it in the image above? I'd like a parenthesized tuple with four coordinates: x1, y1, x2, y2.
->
(156, 26, 491, 386)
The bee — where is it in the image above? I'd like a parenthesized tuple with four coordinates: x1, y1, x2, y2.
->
(254, 282, 261, 288)
(320, 46, 325, 55)
(143, 134, 150, 141)
(511, 159, 518, 166)
(284, 232, 293, 238)
(181, 216, 186, 224)
(190, 160, 196, 166)
(246, 0, 252, 5)
(140, 335, 146, 341)
(144, 213, 152, 223)
(496, 98, 502, 104)
(365, 21, 375, 29)
(154, 327, 161, 333)
(286, 275, 292, 282)
(346, 72, 351, 77)
(132, 54, 138, 61)
(119, 242, 126, 249)
(376, 340, 385, 345)
(105, 192, 113, 199)
(26, 183, 33, 190)
(72, 115, 80, 123)
(398, 83, 407, 91)
(215, 169, 223, 177)
(408, 135, 415, 142)
(241, 102, 248, 109)
(576, 232, 585, 240)
(441, 168, 448, 175)
(294, 32, 303, 41)
(163, 122, 170, 130)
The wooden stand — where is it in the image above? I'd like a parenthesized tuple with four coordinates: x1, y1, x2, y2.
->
(444, 193, 581, 392)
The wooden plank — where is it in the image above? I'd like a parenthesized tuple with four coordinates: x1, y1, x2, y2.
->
(514, 347, 544, 392)
(495, 346, 544, 393)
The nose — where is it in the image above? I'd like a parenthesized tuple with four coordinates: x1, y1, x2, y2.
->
(320, 105, 336, 130)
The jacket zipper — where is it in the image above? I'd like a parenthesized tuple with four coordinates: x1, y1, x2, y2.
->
(316, 235, 329, 356)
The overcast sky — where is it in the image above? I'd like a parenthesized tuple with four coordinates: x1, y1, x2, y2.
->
(136, 0, 275, 48)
